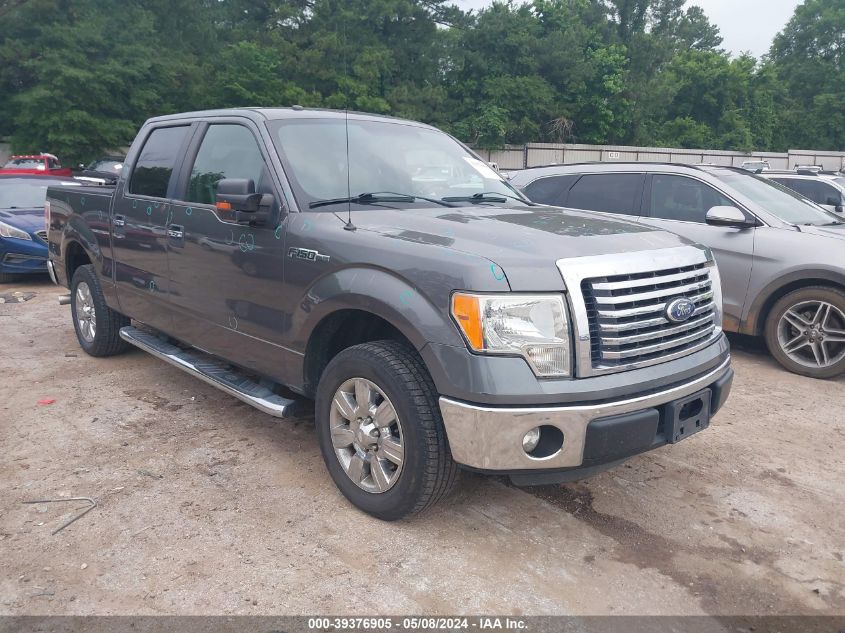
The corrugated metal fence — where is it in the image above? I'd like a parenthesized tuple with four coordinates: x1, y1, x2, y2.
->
(474, 142, 845, 172)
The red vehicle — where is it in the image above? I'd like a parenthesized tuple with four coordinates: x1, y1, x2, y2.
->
(0, 154, 73, 177)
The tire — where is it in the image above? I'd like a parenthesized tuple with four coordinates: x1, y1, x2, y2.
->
(70, 264, 131, 357)
(764, 285, 845, 379)
(315, 340, 459, 520)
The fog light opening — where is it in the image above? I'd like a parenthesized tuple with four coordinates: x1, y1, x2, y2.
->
(523, 425, 564, 459)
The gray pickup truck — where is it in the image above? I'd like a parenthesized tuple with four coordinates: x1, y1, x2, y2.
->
(46, 108, 733, 520)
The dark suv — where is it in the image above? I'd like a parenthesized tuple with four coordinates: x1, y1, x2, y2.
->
(510, 163, 845, 379)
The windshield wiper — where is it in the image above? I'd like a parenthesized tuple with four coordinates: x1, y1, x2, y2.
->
(309, 191, 455, 209)
(442, 191, 535, 205)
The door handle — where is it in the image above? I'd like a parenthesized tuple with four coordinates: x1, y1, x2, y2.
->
(113, 214, 126, 227)
(168, 224, 184, 239)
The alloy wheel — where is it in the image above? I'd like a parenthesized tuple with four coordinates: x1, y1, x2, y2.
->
(777, 300, 845, 369)
(74, 281, 97, 343)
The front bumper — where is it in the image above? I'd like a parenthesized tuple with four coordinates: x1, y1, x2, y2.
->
(0, 236, 48, 275)
(439, 357, 732, 474)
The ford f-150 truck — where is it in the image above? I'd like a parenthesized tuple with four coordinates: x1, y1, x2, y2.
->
(46, 108, 733, 520)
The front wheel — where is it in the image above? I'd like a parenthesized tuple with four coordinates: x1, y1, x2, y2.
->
(315, 340, 459, 520)
(70, 264, 131, 357)
(764, 286, 845, 379)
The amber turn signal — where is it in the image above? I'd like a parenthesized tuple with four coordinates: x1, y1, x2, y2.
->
(451, 293, 484, 350)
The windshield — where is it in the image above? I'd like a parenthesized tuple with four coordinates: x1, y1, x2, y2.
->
(87, 159, 123, 174)
(715, 172, 841, 226)
(0, 179, 79, 208)
(4, 158, 46, 170)
(268, 118, 524, 209)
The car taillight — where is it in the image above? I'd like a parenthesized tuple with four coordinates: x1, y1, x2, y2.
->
(45, 200, 51, 231)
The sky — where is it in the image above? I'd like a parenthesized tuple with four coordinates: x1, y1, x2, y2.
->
(452, 0, 802, 58)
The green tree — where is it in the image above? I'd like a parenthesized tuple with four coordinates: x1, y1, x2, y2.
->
(770, 0, 845, 150)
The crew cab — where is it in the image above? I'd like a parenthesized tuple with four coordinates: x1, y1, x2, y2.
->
(47, 108, 733, 520)
(1, 154, 73, 177)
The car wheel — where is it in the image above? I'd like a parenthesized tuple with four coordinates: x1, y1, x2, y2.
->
(764, 286, 845, 379)
(315, 340, 459, 520)
(70, 264, 131, 357)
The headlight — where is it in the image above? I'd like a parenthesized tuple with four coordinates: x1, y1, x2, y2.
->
(451, 293, 571, 377)
(706, 258, 724, 329)
(0, 220, 32, 240)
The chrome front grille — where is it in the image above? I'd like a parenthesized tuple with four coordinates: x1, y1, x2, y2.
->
(581, 262, 717, 369)
(35, 230, 48, 243)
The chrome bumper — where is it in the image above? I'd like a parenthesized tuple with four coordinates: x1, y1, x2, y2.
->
(46, 259, 59, 285)
(439, 357, 731, 471)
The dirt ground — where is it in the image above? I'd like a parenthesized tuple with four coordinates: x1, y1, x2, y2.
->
(1, 278, 843, 617)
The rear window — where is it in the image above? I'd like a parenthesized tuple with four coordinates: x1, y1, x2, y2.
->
(566, 173, 644, 215)
(523, 175, 577, 206)
(128, 126, 189, 198)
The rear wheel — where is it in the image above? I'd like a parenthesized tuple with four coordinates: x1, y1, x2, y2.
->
(70, 264, 131, 357)
(765, 286, 845, 379)
(315, 340, 459, 520)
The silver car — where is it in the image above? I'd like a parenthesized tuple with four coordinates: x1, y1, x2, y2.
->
(509, 163, 845, 379)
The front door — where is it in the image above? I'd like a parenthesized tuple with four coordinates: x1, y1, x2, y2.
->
(166, 122, 291, 380)
(638, 173, 756, 332)
(111, 124, 192, 333)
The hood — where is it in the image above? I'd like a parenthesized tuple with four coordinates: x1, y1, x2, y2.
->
(798, 223, 845, 240)
(0, 207, 45, 234)
(352, 204, 697, 290)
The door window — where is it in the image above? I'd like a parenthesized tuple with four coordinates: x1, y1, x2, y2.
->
(815, 182, 844, 206)
(523, 175, 577, 205)
(565, 174, 644, 215)
(772, 178, 842, 206)
(187, 125, 268, 205)
(771, 178, 814, 200)
(129, 126, 190, 198)
(648, 174, 734, 223)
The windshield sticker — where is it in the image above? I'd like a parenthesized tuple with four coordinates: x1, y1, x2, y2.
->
(462, 157, 501, 180)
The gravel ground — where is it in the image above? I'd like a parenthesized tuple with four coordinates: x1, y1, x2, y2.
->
(1, 278, 843, 617)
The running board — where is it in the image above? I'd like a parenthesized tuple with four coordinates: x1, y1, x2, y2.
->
(119, 326, 310, 419)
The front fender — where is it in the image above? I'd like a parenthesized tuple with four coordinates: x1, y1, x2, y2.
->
(291, 266, 465, 353)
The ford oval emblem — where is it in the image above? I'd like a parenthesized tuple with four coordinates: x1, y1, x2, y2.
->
(665, 297, 695, 323)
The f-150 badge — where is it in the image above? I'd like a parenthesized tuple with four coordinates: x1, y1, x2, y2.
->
(288, 247, 330, 263)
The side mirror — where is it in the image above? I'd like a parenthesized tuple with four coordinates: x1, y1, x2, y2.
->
(706, 206, 754, 229)
(216, 178, 271, 225)
(836, 205, 844, 214)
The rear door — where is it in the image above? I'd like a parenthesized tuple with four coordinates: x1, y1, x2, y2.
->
(111, 124, 193, 332)
(166, 120, 290, 378)
(638, 173, 756, 331)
